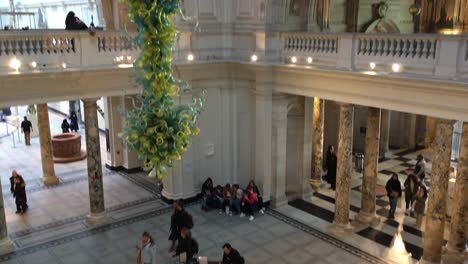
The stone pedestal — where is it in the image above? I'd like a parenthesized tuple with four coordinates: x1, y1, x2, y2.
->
(332, 103, 354, 233)
(37, 103, 59, 186)
(83, 99, 108, 225)
(356, 107, 381, 224)
(421, 119, 455, 263)
(445, 123, 468, 255)
(379, 110, 392, 158)
(311, 97, 324, 191)
(271, 94, 289, 208)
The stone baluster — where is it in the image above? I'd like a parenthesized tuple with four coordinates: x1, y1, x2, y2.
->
(37, 103, 59, 186)
(444, 123, 468, 258)
(332, 103, 354, 233)
(311, 97, 324, 191)
(83, 98, 108, 224)
(356, 107, 381, 224)
(421, 119, 455, 263)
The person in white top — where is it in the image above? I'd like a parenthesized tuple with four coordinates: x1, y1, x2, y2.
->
(137, 231, 157, 264)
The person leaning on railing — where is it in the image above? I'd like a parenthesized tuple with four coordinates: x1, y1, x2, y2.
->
(65, 11, 88, 30)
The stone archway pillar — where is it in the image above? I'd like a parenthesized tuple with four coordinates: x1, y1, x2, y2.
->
(311, 97, 324, 191)
(37, 103, 59, 186)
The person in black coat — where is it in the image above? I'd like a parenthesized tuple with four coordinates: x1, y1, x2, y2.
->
(201, 178, 217, 210)
(168, 200, 194, 252)
(65, 11, 88, 30)
(70, 111, 79, 132)
(385, 173, 402, 219)
(61, 119, 70, 133)
(326, 145, 337, 190)
(10, 170, 28, 214)
(221, 243, 244, 264)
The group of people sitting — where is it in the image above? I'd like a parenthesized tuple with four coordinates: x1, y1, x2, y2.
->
(201, 178, 265, 221)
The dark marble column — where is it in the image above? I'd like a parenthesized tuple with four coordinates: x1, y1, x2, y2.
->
(445, 123, 468, 254)
(37, 103, 59, 186)
(356, 107, 381, 224)
(311, 97, 324, 191)
(332, 103, 354, 232)
(83, 98, 107, 224)
(421, 119, 455, 263)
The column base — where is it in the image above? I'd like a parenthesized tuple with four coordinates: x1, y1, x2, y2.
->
(301, 188, 313, 202)
(42, 175, 59, 186)
(0, 239, 15, 254)
(271, 196, 288, 208)
(329, 222, 354, 237)
(355, 211, 380, 225)
(442, 245, 468, 264)
(310, 179, 322, 192)
(85, 212, 111, 226)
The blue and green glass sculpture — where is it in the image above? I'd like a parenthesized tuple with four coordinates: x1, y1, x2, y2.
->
(123, 0, 204, 178)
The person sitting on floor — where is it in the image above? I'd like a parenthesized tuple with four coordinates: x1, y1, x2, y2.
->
(247, 180, 265, 214)
(241, 186, 258, 221)
(214, 185, 224, 213)
(231, 184, 243, 215)
(222, 183, 233, 216)
(201, 178, 216, 210)
(220, 243, 244, 264)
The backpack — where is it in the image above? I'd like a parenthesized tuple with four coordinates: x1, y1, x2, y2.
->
(191, 238, 199, 255)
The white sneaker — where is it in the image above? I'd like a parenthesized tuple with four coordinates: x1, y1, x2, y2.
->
(240, 213, 245, 218)
(260, 209, 265, 215)
(219, 210, 223, 214)
(229, 212, 232, 217)
(249, 216, 254, 221)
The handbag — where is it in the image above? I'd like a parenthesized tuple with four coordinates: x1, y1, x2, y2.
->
(136, 249, 141, 264)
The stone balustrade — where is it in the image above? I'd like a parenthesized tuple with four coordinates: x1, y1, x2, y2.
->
(0, 30, 467, 79)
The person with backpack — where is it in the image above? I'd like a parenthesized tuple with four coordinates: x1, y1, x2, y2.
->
(173, 227, 199, 264)
(220, 243, 244, 264)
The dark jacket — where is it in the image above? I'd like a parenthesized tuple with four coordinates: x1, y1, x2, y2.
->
(201, 179, 214, 195)
(10, 176, 27, 202)
(222, 248, 244, 264)
(404, 175, 419, 197)
(70, 114, 79, 131)
(326, 152, 337, 183)
(386, 177, 402, 198)
(65, 17, 88, 30)
(61, 120, 70, 133)
(169, 210, 193, 240)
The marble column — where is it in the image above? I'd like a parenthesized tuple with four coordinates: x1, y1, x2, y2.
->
(425, 117, 437, 149)
(271, 94, 289, 208)
(332, 103, 354, 232)
(311, 97, 324, 191)
(445, 123, 468, 254)
(379, 110, 391, 158)
(0, 175, 12, 251)
(83, 98, 107, 224)
(356, 107, 381, 224)
(301, 98, 314, 200)
(421, 119, 455, 263)
(37, 103, 59, 186)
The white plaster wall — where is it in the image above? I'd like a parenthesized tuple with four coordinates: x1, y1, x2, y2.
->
(285, 102, 305, 199)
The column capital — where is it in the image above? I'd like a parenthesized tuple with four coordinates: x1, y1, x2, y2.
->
(435, 118, 457, 125)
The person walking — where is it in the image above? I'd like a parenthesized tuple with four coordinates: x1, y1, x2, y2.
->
(61, 119, 70, 133)
(20, 116, 33, 145)
(385, 173, 402, 219)
(325, 145, 337, 190)
(414, 154, 426, 181)
(403, 174, 419, 215)
(220, 243, 244, 264)
(70, 111, 79, 133)
(168, 200, 194, 253)
(173, 227, 198, 264)
(10, 170, 28, 214)
(413, 184, 428, 228)
(136, 231, 156, 264)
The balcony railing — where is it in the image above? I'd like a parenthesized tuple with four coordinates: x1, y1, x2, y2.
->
(0, 30, 467, 79)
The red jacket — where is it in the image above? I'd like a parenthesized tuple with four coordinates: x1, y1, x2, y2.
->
(243, 190, 258, 204)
